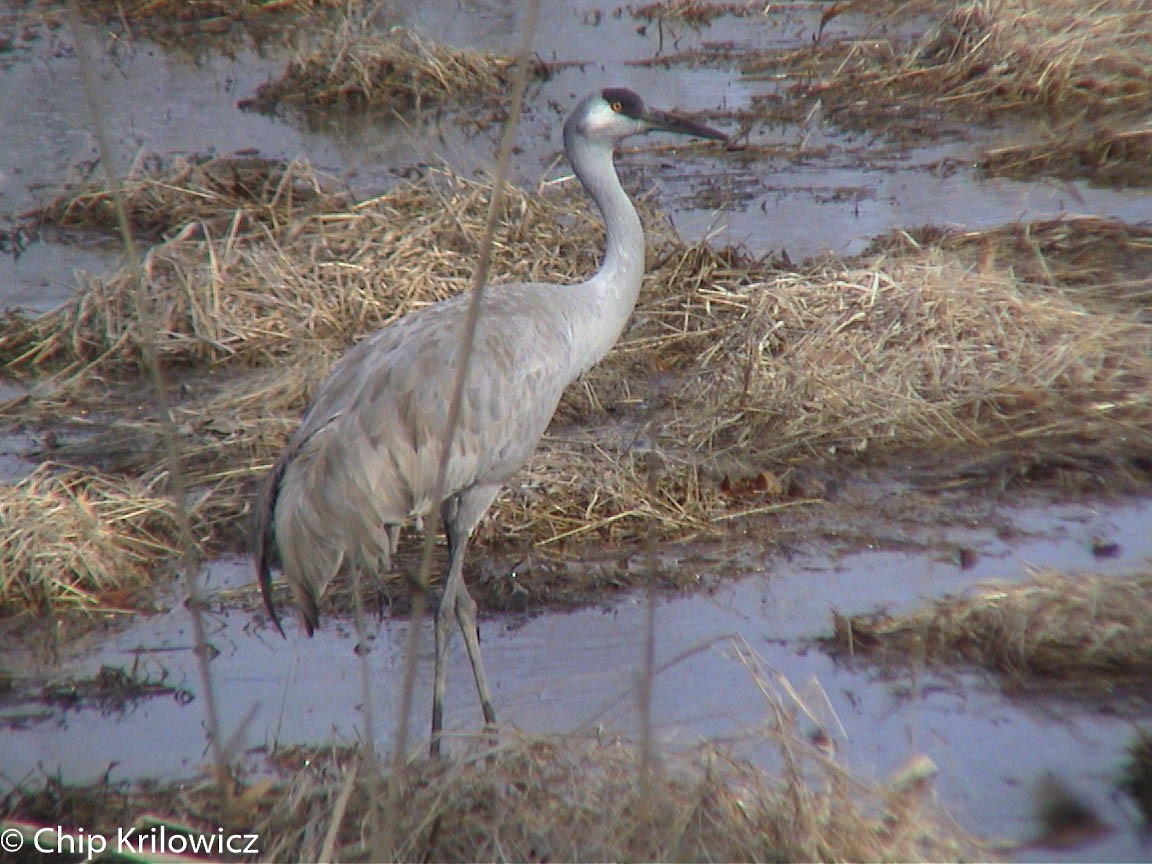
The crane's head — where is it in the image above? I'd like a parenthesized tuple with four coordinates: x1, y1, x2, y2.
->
(565, 87, 727, 147)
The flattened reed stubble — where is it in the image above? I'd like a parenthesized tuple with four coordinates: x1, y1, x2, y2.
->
(251, 696, 979, 862)
(243, 24, 548, 114)
(3, 704, 981, 861)
(0, 464, 181, 616)
(5, 154, 1152, 611)
(831, 568, 1152, 680)
(743, 0, 1152, 184)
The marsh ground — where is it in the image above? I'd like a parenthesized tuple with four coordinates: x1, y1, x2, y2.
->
(2, 1, 1151, 860)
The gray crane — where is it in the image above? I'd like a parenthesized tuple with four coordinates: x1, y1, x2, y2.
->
(254, 87, 726, 755)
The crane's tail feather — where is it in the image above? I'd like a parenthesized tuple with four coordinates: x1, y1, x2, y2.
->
(253, 454, 289, 639)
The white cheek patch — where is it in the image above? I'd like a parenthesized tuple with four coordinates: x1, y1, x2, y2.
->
(583, 101, 623, 135)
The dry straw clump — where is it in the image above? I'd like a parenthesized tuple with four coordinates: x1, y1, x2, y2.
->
(632, 0, 763, 26)
(2, 158, 603, 377)
(905, 0, 1152, 119)
(614, 239, 1152, 473)
(338, 739, 971, 862)
(0, 464, 181, 617)
(747, 0, 1152, 184)
(5, 155, 1152, 607)
(4, 733, 980, 862)
(243, 24, 548, 114)
(868, 217, 1152, 319)
(30, 151, 350, 240)
(82, 0, 347, 24)
(831, 568, 1152, 681)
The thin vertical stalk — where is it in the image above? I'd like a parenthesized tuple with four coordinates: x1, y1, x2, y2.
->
(639, 589, 657, 792)
(384, 0, 540, 852)
(66, 3, 231, 810)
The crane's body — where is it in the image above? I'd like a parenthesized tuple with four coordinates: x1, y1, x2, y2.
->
(255, 88, 725, 755)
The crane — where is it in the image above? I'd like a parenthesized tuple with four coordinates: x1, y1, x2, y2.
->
(254, 87, 727, 755)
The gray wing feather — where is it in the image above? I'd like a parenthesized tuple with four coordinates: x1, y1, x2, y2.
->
(263, 283, 583, 624)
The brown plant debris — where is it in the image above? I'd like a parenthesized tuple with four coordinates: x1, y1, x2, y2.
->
(83, 0, 349, 25)
(4, 733, 981, 862)
(866, 216, 1152, 318)
(4, 160, 1152, 614)
(742, 0, 1152, 184)
(829, 568, 1152, 682)
(29, 151, 351, 239)
(632, 0, 762, 26)
(242, 24, 549, 114)
(35, 664, 194, 714)
(0, 159, 604, 376)
(0, 464, 182, 616)
(78, 0, 345, 30)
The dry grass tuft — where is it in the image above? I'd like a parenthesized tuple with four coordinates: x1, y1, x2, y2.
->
(632, 0, 762, 26)
(29, 151, 351, 239)
(0, 464, 182, 616)
(830, 568, 1152, 681)
(745, 0, 1152, 184)
(5, 159, 1152, 608)
(350, 737, 971, 862)
(242, 23, 548, 114)
(868, 217, 1152, 318)
(900, 0, 1152, 119)
(4, 727, 980, 862)
(82, 0, 348, 25)
(618, 243, 1152, 479)
(979, 120, 1152, 187)
(24, 0, 355, 48)
(1, 160, 605, 377)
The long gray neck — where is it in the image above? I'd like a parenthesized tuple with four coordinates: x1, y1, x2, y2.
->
(564, 124, 646, 371)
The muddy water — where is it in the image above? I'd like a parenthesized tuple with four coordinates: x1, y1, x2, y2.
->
(4, 1, 1152, 860)
(3, 495, 1151, 861)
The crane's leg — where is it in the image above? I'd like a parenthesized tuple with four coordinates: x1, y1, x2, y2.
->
(430, 558, 459, 757)
(430, 486, 500, 756)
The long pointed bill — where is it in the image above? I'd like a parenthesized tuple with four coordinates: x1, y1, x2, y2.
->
(643, 106, 728, 142)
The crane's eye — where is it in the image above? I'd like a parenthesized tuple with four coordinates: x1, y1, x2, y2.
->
(610, 100, 623, 113)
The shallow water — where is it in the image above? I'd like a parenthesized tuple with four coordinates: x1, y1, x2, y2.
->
(4, 494, 1152, 860)
(3, 0, 1150, 311)
(3, 2, 1152, 859)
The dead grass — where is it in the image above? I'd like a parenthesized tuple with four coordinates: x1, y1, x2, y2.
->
(632, 0, 763, 26)
(22, 0, 354, 48)
(743, 0, 1152, 184)
(673, 254, 1151, 461)
(28, 151, 351, 239)
(1, 158, 603, 376)
(904, 0, 1151, 118)
(5, 157, 1152, 612)
(3, 711, 981, 862)
(829, 567, 1152, 682)
(867, 217, 1152, 318)
(82, 0, 349, 25)
(276, 735, 973, 862)
(0, 464, 182, 617)
(979, 120, 1152, 187)
(242, 23, 549, 114)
